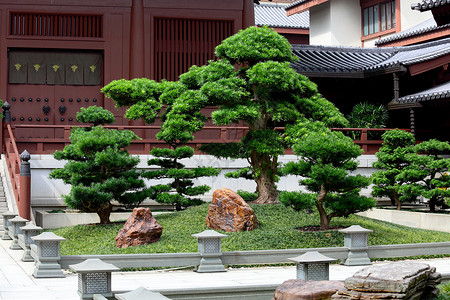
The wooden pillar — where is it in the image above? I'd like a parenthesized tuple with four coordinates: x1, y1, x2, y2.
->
(1, 101, 11, 152)
(393, 72, 399, 101)
(130, 0, 145, 79)
(242, 0, 255, 29)
(19, 150, 31, 220)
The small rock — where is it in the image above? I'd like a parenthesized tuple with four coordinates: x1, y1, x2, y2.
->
(115, 208, 162, 248)
(273, 279, 344, 300)
(205, 188, 258, 232)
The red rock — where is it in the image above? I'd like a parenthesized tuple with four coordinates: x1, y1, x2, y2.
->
(115, 208, 162, 248)
(273, 279, 345, 300)
(205, 188, 258, 232)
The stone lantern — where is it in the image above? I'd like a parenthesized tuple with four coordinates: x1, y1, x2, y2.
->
(19, 223, 42, 262)
(9, 216, 28, 250)
(31, 232, 66, 278)
(1, 211, 17, 240)
(192, 230, 228, 273)
(289, 251, 337, 281)
(70, 258, 120, 300)
(339, 225, 373, 266)
(115, 287, 171, 300)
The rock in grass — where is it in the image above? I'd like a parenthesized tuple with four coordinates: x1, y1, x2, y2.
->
(115, 208, 162, 248)
(273, 279, 344, 300)
(206, 188, 258, 232)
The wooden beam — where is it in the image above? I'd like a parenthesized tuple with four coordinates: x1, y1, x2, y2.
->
(409, 53, 450, 76)
(286, 0, 329, 16)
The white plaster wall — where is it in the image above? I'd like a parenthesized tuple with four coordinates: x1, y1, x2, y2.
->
(399, 0, 433, 32)
(310, 2, 332, 45)
(330, 0, 362, 47)
(29, 154, 377, 209)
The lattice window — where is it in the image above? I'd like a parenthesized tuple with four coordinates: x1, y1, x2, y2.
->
(40, 241, 59, 257)
(154, 18, 233, 81)
(204, 239, 220, 253)
(351, 233, 367, 248)
(85, 273, 108, 294)
(307, 263, 328, 280)
(10, 13, 102, 38)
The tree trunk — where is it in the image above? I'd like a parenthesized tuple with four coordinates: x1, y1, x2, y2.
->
(317, 185, 330, 230)
(97, 203, 113, 224)
(252, 151, 279, 204)
(429, 196, 437, 213)
(393, 190, 402, 210)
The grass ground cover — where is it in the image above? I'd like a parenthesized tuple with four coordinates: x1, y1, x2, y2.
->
(51, 204, 450, 255)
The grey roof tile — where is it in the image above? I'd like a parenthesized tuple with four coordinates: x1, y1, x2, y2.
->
(397, 81, 450, 103)
(255, 3, 309, 29)
(375, 18, 447, 45)
(291, 37, 450, 76)
(412, 0, 450, 11)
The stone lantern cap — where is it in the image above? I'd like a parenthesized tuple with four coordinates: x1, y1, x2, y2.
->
(115, 287, 171, 300)
(289, 251, 338, 263)
(10, 216, 28, 223)
(2, 211, 17, 217)
(31, 232, 66, 242)
(69, 259, 120, 273)
(339, 225, 373, 234)
(20, 223, 42, 231)
(192, 230, 228, 239)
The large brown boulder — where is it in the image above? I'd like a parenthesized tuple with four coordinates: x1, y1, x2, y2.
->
(115, 208, 163, 248)
(273, 279, 345, 300)
(205, 188, 258, 232)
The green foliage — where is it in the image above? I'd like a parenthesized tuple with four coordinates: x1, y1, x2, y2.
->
(215, 25, 296, 65)
(76, 106, 115, 126)
(397, 139, 450, 212)
(371, 130, 419, 209)
(436, 282, 450, 300)
(237, 190, 258, 202)
(143, 146, 220, 211)
(49, 109, 146, 224)
(347, 102, 389, 139)
(281, 130, 375, 229)
(51, 204, 450, 255)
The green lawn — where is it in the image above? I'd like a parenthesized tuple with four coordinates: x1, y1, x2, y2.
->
(51, 204, 450, 255)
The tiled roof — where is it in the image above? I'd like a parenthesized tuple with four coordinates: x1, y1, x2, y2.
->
(412, 0, 450, 11)
(285, 0, 309, 9)
(291, 37, 450, 77)
(255, 3, 309, 29)
(376, 18, 447, 45)
(397, 81, 450, 103)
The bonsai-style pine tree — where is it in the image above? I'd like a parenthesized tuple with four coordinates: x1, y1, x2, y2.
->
(195, 26, 347, 204)
(102, 26, 347, 205)
(398, 139, 450, 212)
(371, 129, 419, 210)
(49, 106, 147, 224)
(280, 130, 375, 229)
(102, 80, 220, 211)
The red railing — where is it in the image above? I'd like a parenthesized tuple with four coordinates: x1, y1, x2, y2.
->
(3, 124, 23, 214)
(7, 124, 408, 155)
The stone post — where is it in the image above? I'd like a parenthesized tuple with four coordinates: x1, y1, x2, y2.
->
(69, 258, 120, 300)
(115, 287, 171, 300)
(339, 225, 373, 266)
(2, 211, 17, 240)
(18, 223, 42, 262)
(19, 150, 31, 220)
(31, 232, 66, 278)
(192, 230, 228, 273)
(9, 216, 28, 250)
(289, 251, 337, 281)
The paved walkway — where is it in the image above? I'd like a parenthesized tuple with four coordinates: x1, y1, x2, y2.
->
(0, 238, 449, 300)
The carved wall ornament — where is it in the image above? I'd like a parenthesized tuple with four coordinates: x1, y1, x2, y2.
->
(90, 65, 96, 72)
(71, 65, 78, 72)
(14, 63, 22, 71)
(33, 64, 41, 71)
(52, 65, 60, 72)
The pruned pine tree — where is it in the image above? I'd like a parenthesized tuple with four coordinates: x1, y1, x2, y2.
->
(280, 130, 375, 229)
(49, 107, 147, 224)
